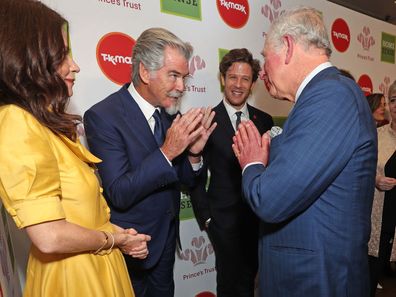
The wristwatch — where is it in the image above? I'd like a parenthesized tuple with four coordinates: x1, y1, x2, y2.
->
(205, 218, 211, 229)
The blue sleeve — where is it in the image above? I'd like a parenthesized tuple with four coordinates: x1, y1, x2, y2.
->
(84, 108, 180, 210)
(242, 80, 360, 223)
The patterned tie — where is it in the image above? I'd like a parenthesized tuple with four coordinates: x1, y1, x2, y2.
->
(152, 109, 164, 146)
(235, 111, 242, 130)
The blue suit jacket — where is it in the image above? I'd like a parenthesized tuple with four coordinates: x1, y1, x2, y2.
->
(242, 67, 377, 297)
(84, 84, 196, 269)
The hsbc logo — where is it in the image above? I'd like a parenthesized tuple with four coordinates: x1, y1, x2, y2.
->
(333, 31, 349, 42)
(100, 53, 132, 66)
(219, 0, 246, 14)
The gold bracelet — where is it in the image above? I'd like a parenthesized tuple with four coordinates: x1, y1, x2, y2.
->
(104, 232, 115, 255)
(93, 231, 108, 255)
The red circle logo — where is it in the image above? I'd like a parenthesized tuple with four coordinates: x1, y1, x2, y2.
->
(217, 0, 249, 29)
(195, 292, 216, 297)
(357, 74, 373, 96)
(96, 32, 136, 85)
(331, 18, 350, 53)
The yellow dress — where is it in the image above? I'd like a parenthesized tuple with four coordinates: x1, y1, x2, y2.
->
(0, 104, 134, 297)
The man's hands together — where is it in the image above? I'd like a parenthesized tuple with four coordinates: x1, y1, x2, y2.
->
(232, 120, 270, 170)
(161, 107, 217, 162)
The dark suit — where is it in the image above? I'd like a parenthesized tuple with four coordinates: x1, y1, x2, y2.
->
(242, 67, 377, 297)
(84, 84, 196, 297)
(190, 101, 273, 297)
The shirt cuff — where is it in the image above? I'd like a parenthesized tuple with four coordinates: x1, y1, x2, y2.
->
(159, 148, 172, 166)
(191, 157, 203, 171)
(242, 162, 265, 175)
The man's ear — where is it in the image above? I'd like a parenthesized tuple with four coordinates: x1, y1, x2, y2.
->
(139, 62, 150, 84)
(283, 35, 294, 65)
(220, 75, 225, 87)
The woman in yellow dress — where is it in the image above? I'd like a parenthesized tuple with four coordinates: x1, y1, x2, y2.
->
(0, 1, 151, 296)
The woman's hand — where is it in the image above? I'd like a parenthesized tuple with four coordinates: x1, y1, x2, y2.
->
(113, 225, 151, 259)
(375, 175, 396, 191)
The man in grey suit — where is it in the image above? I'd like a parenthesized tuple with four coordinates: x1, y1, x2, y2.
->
(233, 7, 377, 297)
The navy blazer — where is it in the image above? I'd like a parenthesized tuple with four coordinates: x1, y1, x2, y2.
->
(190, 101, 273, 229)
(84, 84, 196, 269)
(242, 67, 377, 297)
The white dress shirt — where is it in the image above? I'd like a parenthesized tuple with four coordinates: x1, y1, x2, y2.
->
(223, 98, 250, 131)
(128, 83, 202, 170)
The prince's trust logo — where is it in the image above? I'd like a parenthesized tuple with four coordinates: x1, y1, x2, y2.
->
(357, 26, 375, 51)
(356, 26, 375, 61)
(186, 55, 206, 93)
(379, 76, 392, 99)
(261, 0, 284, 37)
(262, 0, 284, 23)
(179, 235, 214, 266)
(189, 55, 206, 76)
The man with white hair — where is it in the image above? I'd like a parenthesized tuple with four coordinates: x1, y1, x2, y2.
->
(233, 7, 377, 297)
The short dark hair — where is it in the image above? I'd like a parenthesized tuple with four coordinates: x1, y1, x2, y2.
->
(366, 93, 384, 113)
(219, 48, 261, 82)
(0, 0, 81, 140)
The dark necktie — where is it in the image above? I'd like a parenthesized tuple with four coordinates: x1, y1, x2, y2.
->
(235, 111, 242, 130)
(152, 109, 164, 146)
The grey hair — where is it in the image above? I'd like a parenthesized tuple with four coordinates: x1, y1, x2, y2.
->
(389, 80, 396, 98)
(131, 27, 193, 85)
(265, 7, 332, 57)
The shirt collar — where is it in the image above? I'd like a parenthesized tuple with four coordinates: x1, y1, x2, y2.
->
(223, 98, 249, 119)
(295, 62, 332, 102)
(128, 83, 158, 121)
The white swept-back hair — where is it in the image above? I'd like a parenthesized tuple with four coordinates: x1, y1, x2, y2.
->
(265, 7, 332, 57)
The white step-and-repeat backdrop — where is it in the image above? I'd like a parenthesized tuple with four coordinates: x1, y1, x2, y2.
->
(1, 0, 395, 296)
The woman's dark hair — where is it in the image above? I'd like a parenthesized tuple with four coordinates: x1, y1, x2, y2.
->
(366, 93, 384, 113)
(339, 69, 355, 81)
(219, 48, 261, 82)
(0, 0, 81, 141)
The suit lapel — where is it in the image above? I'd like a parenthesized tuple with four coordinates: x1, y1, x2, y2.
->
(248, 104, 266, 134)
(160, 108, 172, 132)
(215, 101, 236, 139)
(118, 85, 158, 151)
